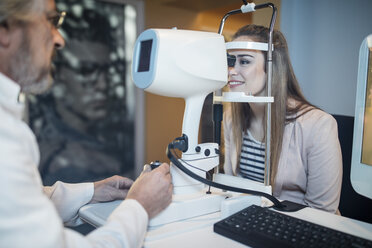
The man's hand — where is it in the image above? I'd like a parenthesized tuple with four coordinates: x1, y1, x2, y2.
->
(126, 163, 173, 219)
(90, 175, 134, 204)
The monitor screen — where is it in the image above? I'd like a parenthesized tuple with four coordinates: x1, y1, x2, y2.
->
(361, 49, 372, 166)
(351, 34, 372, 199)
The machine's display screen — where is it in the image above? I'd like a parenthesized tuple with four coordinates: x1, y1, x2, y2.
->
(361, 48, 372, 166)
(138, 39, 153, 72)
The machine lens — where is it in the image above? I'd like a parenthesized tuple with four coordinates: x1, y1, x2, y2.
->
(138, 39, 153, 72)
(227, 53, 236, 67)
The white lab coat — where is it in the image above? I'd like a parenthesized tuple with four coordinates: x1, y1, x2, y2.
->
(0, 73, 148, 248)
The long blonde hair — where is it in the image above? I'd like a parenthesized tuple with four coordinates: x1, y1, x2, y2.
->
(230, 25, 315, 185)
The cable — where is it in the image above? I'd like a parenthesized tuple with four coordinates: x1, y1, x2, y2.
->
(166, 138, 286, 210)
(167, 143, 308, 212)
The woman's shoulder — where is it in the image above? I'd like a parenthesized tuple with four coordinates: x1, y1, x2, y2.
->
(287, 99, 335, 125)
(297, 107, 335, 126)
(290, 107, 338, 140)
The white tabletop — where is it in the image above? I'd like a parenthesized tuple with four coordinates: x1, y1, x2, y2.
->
(79, 200, 372, 248)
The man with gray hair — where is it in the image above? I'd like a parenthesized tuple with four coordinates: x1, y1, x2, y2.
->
(0, 0, 172, 247)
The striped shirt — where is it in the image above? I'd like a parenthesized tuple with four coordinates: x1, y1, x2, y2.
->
(239, 131, 265, 183)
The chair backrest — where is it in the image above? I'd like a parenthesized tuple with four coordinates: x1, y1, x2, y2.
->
(333, 114, 372, 224)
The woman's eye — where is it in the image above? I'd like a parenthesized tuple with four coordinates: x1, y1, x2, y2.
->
(239, 59, 251, 65)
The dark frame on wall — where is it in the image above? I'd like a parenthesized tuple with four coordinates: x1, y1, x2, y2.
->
(27, 0, 145, 185)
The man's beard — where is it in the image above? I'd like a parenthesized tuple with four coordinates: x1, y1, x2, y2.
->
(8, 31, 53, 95)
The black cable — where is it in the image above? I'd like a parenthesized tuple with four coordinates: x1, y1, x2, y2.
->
(166, 141, 285, 210)
(172, 149, 214, 179)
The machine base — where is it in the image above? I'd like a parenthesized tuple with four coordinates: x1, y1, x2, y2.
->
(149, 190, 226, 227)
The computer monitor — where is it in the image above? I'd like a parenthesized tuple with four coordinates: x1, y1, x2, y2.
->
(351, 34, 372, 199)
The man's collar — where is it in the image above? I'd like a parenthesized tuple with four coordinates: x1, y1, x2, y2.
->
(0, 72, 22, 103)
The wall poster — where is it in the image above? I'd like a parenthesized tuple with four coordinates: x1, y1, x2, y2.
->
(28, 0, 140, 185)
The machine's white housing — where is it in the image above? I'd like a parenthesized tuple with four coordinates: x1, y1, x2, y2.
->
(132, 29, 227, 153)
(133, 29, 227, 98)
(226, 41, 273, 51)
(132, 29, 231, 226)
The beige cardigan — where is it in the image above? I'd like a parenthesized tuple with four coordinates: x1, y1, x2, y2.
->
(223, 107, 343, 214)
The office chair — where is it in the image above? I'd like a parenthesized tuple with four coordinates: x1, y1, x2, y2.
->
(333, 114, 372, 224)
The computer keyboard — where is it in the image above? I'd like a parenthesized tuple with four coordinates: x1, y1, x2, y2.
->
(213, 204, 372, 248)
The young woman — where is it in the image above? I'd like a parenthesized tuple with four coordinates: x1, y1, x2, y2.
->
(223, 24, 342, 213)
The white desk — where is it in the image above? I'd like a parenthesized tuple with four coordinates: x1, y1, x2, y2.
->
(79, 200, 372, 248)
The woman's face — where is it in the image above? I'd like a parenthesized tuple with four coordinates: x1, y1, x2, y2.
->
(227, 36, 266, 96)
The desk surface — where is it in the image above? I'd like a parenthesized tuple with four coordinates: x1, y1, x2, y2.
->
(79, 200, 372, 248)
